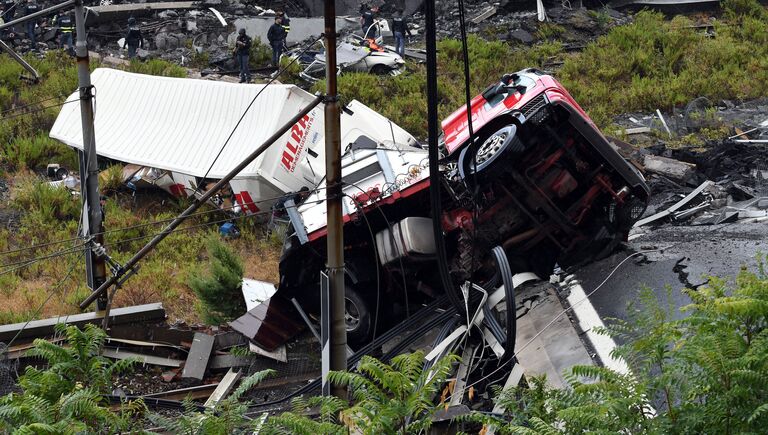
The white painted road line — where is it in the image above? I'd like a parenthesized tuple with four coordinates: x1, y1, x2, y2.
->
(561, 274, 630, 375)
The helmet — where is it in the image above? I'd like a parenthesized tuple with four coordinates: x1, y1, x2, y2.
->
(127, 17, 136, 25)
(238, 28, 246, 35)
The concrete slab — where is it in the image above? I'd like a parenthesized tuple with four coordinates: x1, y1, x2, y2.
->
(515, 285, 592, 389)
(182, 332, 215, 380)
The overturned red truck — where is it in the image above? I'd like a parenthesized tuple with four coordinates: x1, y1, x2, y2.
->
(278, 69, 650, 342)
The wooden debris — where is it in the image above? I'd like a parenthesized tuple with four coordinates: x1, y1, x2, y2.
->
(624, 126, 652, 135)
(471, 6, 497, 24)
(204, 369, 242, 408)
(101, 348, 183, 367)
(209, 354, 253, 370)
(143, 383, 219, 401)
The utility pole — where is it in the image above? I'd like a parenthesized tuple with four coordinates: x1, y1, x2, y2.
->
(323, 0, 347, 398)
(73, 0, 107, 311)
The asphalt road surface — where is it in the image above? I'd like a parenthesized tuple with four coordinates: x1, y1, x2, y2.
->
(569, 221, 768, 323)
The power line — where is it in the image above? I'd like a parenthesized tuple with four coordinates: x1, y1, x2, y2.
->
(0, 195, 329, 277)
(0, 94, 69, 116)
(0, 186, 332, 258)
(0, 243, 88, 275)
(3, 250, 80, 350)
(0, 99, 79, 122)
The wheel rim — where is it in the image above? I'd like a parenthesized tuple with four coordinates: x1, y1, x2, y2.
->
(476, 131, 508, 166)
(345, 297, 361, 331)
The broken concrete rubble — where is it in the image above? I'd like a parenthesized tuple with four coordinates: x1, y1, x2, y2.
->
(643, 155, 698, 185)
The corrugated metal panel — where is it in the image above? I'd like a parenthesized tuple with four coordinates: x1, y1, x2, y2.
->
(229, 296, 304, 351)
(49, 68, 319, 179)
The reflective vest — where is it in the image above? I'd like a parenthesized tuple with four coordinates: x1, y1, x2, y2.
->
(280, 16, 290, 33)
(58, 15, 73, 33)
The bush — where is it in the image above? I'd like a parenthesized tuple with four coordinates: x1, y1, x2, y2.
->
(12, 176, 80, 222)
(266, 351, 459, 434)
(99, 164, 124, 193)
(189, 235, 246, 324)
(250, 37, 273, 67)
(149, 369, 275, 434)
(2, 133, 71, 171)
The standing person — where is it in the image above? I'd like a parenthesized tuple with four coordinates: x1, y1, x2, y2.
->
(391, 9, 410, 57)
(24, 0, 40, 46)
(123, 17, 143, 59)
(235, 28, 252, 83)
(267, 16, 285, 67)
(3, 0, 16, 20)
(360, 4, 375, 38)
(54, 13, 74, 53)
(276, 10, 290, 51)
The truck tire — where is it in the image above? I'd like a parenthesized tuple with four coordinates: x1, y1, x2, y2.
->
(459, 125, 522, 179)
(345, 286, 372, 344)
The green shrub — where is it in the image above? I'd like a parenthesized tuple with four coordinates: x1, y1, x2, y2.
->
(100, 164, 124, 193)
(12, 177, 80, 221)
(267, 351, 459, 434)
(189, 235, 246, 325)
(250, 36, 273, 67)
(189, 49, 210, 69)
(2, 133, 70, 171)
(149, 369, 275, 434)
(536, 22, 565, 40)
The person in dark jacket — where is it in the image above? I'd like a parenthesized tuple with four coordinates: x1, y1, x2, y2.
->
(54, 13, 74, 53)
(2, 0, 16, 20)
(235, 28, 252, 82)
(24, 0, 40, 46)
(276, 10, 290, 51)
(267, 16, 286, 67)
(123, 17, 143, 59)
(360, 5, 376, 38)
(391, 9, 410, 57)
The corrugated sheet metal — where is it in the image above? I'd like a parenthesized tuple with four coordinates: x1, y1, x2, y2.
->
(49, 68, 319, 179)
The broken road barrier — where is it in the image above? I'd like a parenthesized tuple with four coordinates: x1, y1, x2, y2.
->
(634, 180, 713, 227)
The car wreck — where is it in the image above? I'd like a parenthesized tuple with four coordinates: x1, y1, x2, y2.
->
(297, 36, 405, 82)
(278, 68, 650, 342)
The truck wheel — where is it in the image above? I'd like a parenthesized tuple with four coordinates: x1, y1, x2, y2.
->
(345, 286, 372, 344)
(459, 125, 521, 178)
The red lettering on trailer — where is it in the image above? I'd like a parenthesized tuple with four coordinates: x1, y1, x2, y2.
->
(169, 184, 187, 197)
(280, 114, 315, 172)
(239, 191, 260, 214)
(281, 151, 294, 169)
